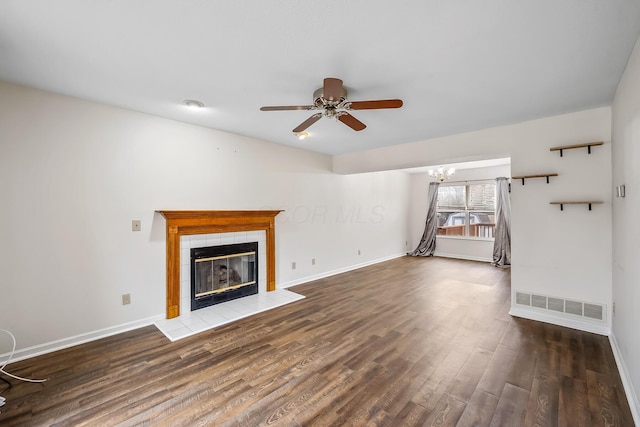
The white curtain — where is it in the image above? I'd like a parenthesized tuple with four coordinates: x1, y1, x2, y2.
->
(410, 182, 440, 257)
(492, 177, 511, 267)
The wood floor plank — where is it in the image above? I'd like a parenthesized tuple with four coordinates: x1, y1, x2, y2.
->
(489, 383, 529, 427)
(372, 348, 438, 418)
(478, 347, 518, 402)
(523, 341, 561, 426)
(456, 389, 500, 427)
(505, 340, 537, 392)
(336, 358, 413, 425)
(420, 393, 466, 427)
(392, 401, 432, 426)
(558, 375, 591, 427)
(476, 317, 509, 353)
(586, 369, 635, 427)
(411, 348, 470, 411)
(280, 365, 358, 426)
(0, 256, 633, 426)
(559, 328, 586, 379)
(447, 347, 493, 403)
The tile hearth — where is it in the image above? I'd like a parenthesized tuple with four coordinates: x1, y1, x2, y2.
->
(154, 289, 304, 341)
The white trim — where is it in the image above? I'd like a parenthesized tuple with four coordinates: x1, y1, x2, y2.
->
(509, 305, 610, 336)
(278, 252, 406, 289)
(433, 252, 493, 263)
(609, 332, 640, 426)
(0, 314, 164, 365)
(436, 235, 495, 242)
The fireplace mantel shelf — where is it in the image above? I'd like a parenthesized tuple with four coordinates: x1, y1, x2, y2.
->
(158, 210, 283, 319)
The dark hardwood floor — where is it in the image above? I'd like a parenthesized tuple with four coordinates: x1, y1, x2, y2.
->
(0, 256, 634, 426)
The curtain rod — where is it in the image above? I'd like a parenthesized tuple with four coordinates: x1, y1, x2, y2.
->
(435, 177, 509, 184)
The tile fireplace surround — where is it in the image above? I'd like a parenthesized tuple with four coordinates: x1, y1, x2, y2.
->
(181, 230, 265, 314)
(155, 288, 304, 341)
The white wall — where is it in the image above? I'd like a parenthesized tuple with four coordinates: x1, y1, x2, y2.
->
(336, 107, 613, 335)
(408, 164, 511, 262)
(611, 33, 640, 423)
(0, 81, 411, 358)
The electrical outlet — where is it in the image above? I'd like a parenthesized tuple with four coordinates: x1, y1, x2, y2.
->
(122, 293, 131, 305)
(132, 220, 141, 232)
(292, 262, 296, 270)
(312, 258, 316, 265)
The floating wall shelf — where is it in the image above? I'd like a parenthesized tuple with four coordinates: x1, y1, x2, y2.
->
(549, 201, 603, 211)
(550, 141, 603, 157)
(511, 173, 558, 185)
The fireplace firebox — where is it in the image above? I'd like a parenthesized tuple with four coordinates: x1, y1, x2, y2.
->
(190, 242, 258, 311)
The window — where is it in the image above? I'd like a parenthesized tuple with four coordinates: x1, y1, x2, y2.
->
(436, 182, 496, 238)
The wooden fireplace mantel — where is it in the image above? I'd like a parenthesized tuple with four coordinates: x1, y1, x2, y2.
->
(158, 210, 283, 319)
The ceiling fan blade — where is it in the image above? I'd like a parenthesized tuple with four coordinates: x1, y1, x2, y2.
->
(292, 113, 323, 133)
(348, 99, 403, 110)
(260, 105, 315, 111)
(323, 78, 343, 102)
(338, 112, 366, 131)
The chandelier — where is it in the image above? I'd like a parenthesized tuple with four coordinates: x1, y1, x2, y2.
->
(428, 166, 455, 182)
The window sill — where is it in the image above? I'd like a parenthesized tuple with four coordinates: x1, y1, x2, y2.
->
(436, 235, 495, 242)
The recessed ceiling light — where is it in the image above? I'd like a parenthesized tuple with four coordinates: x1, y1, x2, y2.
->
(183, 99, 204, 110)
(297, 131, 309, 140)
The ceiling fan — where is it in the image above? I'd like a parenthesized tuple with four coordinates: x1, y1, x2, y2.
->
(260, 77, 403, 133)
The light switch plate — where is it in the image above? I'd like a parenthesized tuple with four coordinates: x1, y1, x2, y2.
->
(132, 220, 141, 231)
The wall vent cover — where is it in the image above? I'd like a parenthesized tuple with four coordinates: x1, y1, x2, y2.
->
(565, 300, 583, 316)
(532, 294, 547, 309)
(584, 303, 603, 320)
(548, 297, 564, 312)
(515, 292, 605, 322)
(516, 292, 531, 306)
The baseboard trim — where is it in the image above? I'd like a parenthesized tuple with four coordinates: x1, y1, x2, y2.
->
(509, 305, 610, 336)
(278, 252, 407, 289)
(0, 314, 164, 365)
(433, 252, 492, 263)
(609, 332, 640, 426)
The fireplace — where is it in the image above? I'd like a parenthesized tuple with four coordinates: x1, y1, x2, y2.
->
(191, 242, 258, 310)
(158, 210, 282, 319)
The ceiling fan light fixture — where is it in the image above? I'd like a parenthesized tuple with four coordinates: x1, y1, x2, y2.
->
(183, 99, 204, 110)
(296, 131, 309, 140)
(260, 77, 403, 134)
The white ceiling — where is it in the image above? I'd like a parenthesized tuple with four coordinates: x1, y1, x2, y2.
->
(1, 1, 639, 156)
